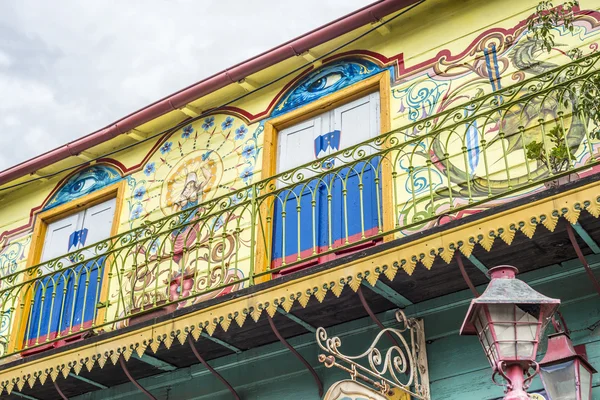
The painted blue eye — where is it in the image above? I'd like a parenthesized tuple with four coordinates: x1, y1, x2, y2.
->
(69, 177, 98, 194)
(44, 166, 122, 211)
(306, 73, 342, 93)
(272, 59, 381, 117)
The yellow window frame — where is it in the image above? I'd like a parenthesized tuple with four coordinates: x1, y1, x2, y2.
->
(8, 180, 126, 354)
(255, 69, 394, 280)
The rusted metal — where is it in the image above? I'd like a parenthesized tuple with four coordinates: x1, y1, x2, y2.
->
(356, 286, 402, 348)
(187, 335, 241, 400)
(267, 315, 323, 397)
(455, 253, 480, 297)
(566, 223, 600, 296)
(119, 355, 157, 400)
(53, 381, 69, 400)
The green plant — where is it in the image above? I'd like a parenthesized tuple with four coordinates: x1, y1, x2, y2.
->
(576, 74, 600, 140)
(528, 1, 600, 141)
(525, 125, 575, 174)
(526, 1, 579, 54)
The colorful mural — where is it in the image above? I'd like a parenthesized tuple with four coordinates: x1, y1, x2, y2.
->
(389, 24, 600, 236)
(0, 3, 598, 352)
(105, 116, 260, 325)
(273, 58, 383, 116)
(44, 165, 122, 210)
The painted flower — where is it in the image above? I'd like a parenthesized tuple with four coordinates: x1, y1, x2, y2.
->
(202, 150, 212, 161)
(160, 141, 173, 154)
(212, 216, 225, 231)
(241, 143, 256, 159)
(182, 124, 194, 138)
(235, 125, 248, 140)
(133, 186, 146, 200)
(240, 165, 254, 184)
(143, 162, 156, 176)
(221, 116, 234, 130)
(149, 239, 160, 254)
(202, 116, 215, 130)
(130, 204, 144, 220)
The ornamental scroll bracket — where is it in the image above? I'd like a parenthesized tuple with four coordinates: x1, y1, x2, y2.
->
(317, 309, 430, 400)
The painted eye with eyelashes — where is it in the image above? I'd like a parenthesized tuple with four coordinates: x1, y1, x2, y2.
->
(273, 58, 381, 116)
(44, 166, 122, 210)
(306, 72, 343, 93)
(69, 176, 98, 194)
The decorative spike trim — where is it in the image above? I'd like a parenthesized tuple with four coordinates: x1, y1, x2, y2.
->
(1, 181, 599, 395)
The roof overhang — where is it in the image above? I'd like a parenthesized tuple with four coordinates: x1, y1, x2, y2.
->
(0, 0, 421, 188)
(2, 176, 600, 396)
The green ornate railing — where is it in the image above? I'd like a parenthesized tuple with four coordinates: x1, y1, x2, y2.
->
(1, 51, 600, 358)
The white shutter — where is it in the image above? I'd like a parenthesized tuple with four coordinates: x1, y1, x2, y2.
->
(40, 212, 83, 264)
(277, 115, 327, 173)
(333, 92, 380, 151)
(39, 198, 116, 265)
(80, 198, 117, 247)
(276, 92, 380, 172)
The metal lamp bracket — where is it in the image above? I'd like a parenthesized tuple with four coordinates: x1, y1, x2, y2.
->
(317, 309, 430, 400)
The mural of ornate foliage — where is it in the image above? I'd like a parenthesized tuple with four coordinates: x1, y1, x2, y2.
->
(105, 115, 261, 326)
(389, 23, 600, 237)
(0, 236, 30, 357)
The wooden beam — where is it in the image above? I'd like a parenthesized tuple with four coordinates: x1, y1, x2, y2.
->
(299, 50, 321, 67)
(131, 353, 176, 371)
(468, 255, 489, 277)
(76, 151, 95, 162)
(572, 222, 600, 254)
(126, 129, 147, 142)
(363, 280, 412, 308)
(374, 22, 391, 36)
(237, 78, 258, 93)
(29, 172, 50, 182)
(200, 332, 242, 354)
(11, 392, 40, 400)
(276, 307, 316, 333)
(68, 373, 108, 389)
(179, 105, 202, 118)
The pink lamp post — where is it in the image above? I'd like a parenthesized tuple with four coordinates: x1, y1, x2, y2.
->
(460, 265, 560, 400)
(539, 332, 596, 400)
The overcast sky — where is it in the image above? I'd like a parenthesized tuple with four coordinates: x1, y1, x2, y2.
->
(0, 0, 371, 171)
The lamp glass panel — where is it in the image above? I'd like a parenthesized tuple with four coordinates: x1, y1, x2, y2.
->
(514, 304, 538, 358)
(540, 360, 576, 400)
(487, 304, 539, 359)
(579, 362, 592, 400)
(486, 304, 516, 358)
(475, 307, 498, 365)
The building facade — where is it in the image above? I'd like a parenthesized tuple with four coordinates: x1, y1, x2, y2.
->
(0, 0, 599, 398)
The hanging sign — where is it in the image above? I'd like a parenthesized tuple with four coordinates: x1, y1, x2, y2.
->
(323, 380, 409, 400)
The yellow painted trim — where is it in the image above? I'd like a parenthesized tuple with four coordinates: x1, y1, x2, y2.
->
(256, 71, 394, 278)
(2, 178, 600, 393)
(8, 181, 126, 354)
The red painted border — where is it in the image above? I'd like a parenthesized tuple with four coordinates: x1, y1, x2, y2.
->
(2, 8, 600, 247)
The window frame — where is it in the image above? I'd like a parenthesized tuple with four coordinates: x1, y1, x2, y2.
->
(8, 180, 126, 353)
(256, 69, 393, 279)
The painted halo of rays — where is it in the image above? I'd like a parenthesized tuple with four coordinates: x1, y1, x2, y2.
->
(132, 115, 260, 224)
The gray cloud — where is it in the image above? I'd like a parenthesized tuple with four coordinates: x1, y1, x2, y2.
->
(0, 0, 370, 170)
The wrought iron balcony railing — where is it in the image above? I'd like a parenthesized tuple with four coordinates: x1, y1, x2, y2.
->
(1, 51, 600, 358)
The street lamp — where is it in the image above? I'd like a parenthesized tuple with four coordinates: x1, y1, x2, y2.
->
(460, 265, 560, 400)
(539, 331, 596, 400)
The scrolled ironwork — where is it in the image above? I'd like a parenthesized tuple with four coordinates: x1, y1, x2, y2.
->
(0, 52, 600, 359)
(316, 310, 429, 399)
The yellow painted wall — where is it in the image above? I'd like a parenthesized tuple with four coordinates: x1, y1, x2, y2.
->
(1, 0, 600, 355)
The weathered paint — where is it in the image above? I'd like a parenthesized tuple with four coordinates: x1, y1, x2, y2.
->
(67, 260, 600, 400)
(0, 0, 599, 397)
